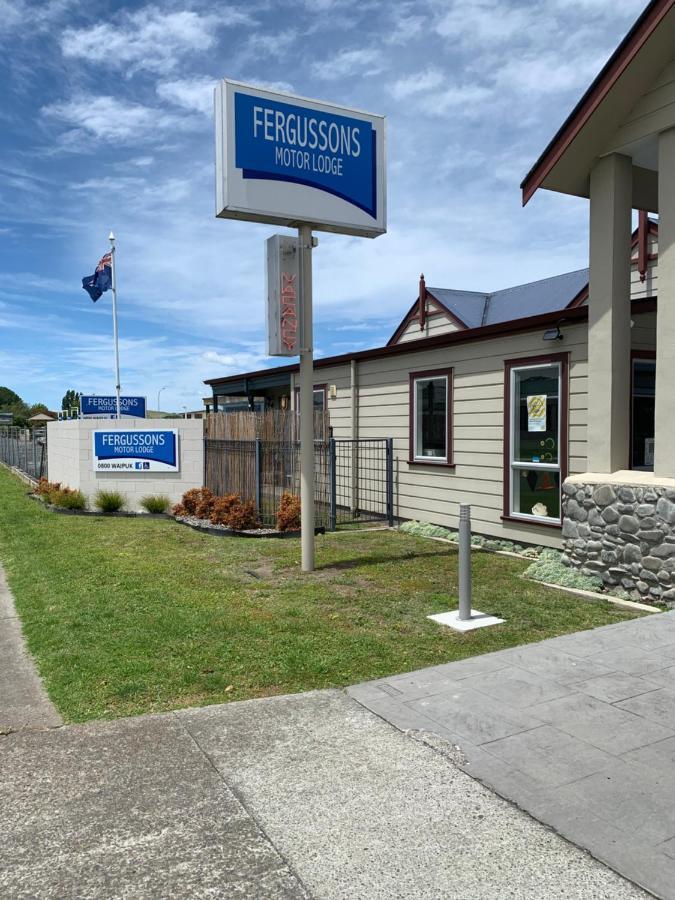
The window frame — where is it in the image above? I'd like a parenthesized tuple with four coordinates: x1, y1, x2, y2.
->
(502, 352, 568, 528)
(293, 383, 327, 414)
(408, 367, 454, 467)
(630, 349, 656, 471)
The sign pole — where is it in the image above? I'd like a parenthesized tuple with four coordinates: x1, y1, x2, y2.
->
(109, 231, 122, 420)
(298, 223, 315, 573)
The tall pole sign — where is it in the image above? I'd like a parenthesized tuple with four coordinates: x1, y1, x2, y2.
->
(215, 80, 386, 572)
(266, 235, 300, 356)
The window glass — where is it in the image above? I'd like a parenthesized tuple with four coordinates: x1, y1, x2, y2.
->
(513, 366, 559, 465)
(632, 360, 655, 470)
(415, 377, 447, 460)
(294, 388, 325, 413)
(512, 469, 561, 520)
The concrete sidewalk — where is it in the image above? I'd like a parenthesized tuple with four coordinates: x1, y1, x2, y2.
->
(350, 611, 675, 900)
(0, 690, 646, 899)
(0, 566, 61, 734)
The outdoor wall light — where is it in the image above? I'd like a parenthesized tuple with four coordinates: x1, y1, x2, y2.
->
(543, 324, 563, 342)
(329, 384, 337, 399)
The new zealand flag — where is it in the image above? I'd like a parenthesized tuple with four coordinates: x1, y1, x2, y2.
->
(82, 252, 112, 302)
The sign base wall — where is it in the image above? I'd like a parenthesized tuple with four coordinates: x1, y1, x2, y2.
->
(47, 419, 204, 511)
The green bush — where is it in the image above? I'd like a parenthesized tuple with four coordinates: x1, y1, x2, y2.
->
(94, 490, 126, 513)
(50, 488, 87, 510)
(140, 495, 170, 514)
(524, 550, 603, 591)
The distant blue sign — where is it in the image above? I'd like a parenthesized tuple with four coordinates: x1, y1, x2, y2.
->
(234, 92, 376, 218)
(81, 396, 146, 418)
(92, 429, 179, 472)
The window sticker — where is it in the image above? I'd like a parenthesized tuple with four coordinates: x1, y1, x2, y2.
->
(527, 394, 547, 432)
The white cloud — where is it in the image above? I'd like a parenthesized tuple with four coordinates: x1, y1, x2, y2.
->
(42, 95, 197, 144)
(418, 84, 493, 116)
(435, 0, 530, 44)
(494, 51, 608, 96)
(390, 68, 444, 100)
(312, 48, 382, 81)
(60, 6, 252, 76)
(243, 29, 298, 62)
(157, 77, 217, 115)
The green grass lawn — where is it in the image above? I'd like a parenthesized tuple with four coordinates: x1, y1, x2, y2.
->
(0, 467, 645, 722)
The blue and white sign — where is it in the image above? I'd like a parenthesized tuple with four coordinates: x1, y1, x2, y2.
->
(92, 430, 179, 472)
(81, 396, 146, 418)
(215, 80, 386, 238)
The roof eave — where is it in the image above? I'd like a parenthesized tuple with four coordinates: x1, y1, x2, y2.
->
(520, 0, 675, 206)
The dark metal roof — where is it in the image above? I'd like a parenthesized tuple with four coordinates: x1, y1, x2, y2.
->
(483, 269, 589, 325)
(428, 268, 589, 329)
(426, 288, 488, 329)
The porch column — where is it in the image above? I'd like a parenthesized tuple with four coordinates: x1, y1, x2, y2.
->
(587, 153, 632, 472)
(655, 129, 675, 477)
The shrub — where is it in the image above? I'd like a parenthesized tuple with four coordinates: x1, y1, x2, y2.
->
(523, 551, 604, 592)
(224, 499, 258, 530)
(140, 495, 170, 514)
(209, 493, 258, 530)
(276, 492, 301, 532)
(50, 488, 87, 510)
(171, 502, 187, 517)
(94, 490, 126, 513)
(210, 493, 241, 525)
(36, 478, 61, 497)
(178, 487, 215, 518)
(194, 487, 215, 519)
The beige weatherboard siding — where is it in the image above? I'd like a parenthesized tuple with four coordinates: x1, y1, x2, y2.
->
(47, 418, 204, 511)
(316, 307, 655, 548)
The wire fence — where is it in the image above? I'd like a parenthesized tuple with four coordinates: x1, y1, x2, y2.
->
(204, 437, 393, 529)
(0, 427, 48, 481)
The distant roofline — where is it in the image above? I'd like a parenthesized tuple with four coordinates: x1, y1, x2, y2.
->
(205, 298, 656, 389)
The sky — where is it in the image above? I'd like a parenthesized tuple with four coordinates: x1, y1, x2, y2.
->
(0, 0, 648, 412)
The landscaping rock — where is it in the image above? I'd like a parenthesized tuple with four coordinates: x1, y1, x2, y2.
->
(657, 497, 675, 525)
(593, 485, 616, 507)
(618, 515, 640, 534)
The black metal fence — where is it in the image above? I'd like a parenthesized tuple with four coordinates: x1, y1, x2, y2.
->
(204, 436, 393, 529)
(0, 427, 48, 481)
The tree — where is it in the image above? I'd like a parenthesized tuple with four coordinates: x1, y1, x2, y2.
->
(0, 386, 23, 409)
(27, 403, 50, 417)
(61, 389, 81, 412)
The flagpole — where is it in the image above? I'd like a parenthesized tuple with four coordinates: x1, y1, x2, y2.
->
(109, 231, 122, 419)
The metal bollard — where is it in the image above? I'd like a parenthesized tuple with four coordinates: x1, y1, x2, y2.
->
(458, 503, 472, 621)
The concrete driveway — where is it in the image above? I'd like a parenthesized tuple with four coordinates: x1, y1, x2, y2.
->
(1, 692, 648, 900)
(0, 563, 656, 899)
(350, 610, 675, 900)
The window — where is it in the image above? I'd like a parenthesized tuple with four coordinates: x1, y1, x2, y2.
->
(409, 368, 453, 465)
(631, 354, 655, 471)
(503, 354, 568, 525)
(294, 385, 326, 414)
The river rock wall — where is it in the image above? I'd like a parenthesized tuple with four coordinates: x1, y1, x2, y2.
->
(561, 480, 675, 604)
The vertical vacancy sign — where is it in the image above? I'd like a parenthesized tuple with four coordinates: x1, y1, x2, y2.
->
(215, 79, 386, 572)
(266, 235, 300, 356)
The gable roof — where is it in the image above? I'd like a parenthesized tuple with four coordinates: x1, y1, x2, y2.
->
(388, 268, 591, 346)
(521, 0, 675, 205)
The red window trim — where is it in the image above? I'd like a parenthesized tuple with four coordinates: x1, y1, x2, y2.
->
(502, 352, 569, 528)
(408, 367, 454, 467)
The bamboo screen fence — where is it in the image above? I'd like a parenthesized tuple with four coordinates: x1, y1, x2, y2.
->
(204, 410, 331, 526)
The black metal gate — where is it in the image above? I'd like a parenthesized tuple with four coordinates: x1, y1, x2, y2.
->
(204, 436, 393, 530)
(328, 438, 393, 529)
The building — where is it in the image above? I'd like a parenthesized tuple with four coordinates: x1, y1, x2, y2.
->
(206, 0, 675, 602)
